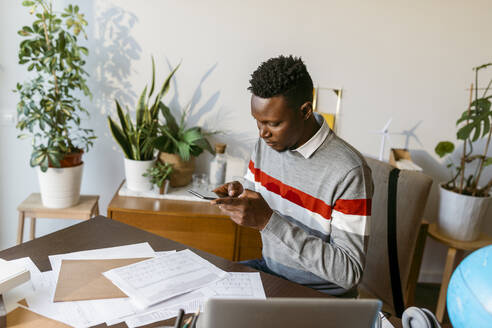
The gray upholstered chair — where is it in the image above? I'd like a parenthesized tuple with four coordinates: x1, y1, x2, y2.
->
(359, 157, 433, 316)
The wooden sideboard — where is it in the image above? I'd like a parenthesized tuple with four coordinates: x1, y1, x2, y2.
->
(107, 182, 262, 261)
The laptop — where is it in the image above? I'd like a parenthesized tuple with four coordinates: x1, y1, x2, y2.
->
(198, 298, 382, 328)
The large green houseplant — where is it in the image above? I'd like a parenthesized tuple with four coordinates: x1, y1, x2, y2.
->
(434, 63, 492, 241)
(14, 0, 95, 208)
(108, 57, 178, 191)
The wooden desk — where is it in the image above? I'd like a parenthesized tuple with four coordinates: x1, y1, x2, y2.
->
(107, 182, 262, 261)
(428, 223, 492, 322)
(0, 216, 403, 328)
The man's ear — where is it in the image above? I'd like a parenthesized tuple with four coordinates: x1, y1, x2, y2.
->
(300, 102, 313, 120)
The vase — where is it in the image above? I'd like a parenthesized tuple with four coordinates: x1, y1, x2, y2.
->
(124, 158, 155, 192)
(437, 184, 491, 241)
(37, 163, 84, 208)
(158, 152, 195, 187)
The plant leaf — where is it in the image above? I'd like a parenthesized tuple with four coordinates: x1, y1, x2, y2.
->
(435, 141, 454, 157)
(108, 116, 132, 159)
(159, 102, 179, 135)
(136, 85, 147, 128)
(484, 157, 492, 167)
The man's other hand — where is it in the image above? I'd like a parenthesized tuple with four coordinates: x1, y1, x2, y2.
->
(211, 190, 273, 231)
(212, 181, 244, 197)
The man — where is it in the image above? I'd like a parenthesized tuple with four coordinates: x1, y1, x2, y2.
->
(212, 55, 373, 297)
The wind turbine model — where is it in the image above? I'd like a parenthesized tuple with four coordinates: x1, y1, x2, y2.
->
(373, 119, 392, 161)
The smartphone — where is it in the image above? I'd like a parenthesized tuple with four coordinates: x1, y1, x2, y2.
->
(187, 189, 218, 200)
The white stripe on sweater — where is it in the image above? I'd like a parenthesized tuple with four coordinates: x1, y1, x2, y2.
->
(331, 210, 370, 236)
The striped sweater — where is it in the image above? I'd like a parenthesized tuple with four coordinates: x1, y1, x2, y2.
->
(243, 117, 373, 295)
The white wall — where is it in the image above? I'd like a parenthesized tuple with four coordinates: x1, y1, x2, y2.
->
(1, 0, 491, 282)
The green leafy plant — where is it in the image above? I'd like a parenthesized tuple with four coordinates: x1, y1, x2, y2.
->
(14, 0, 96, 172)
(143, 161, 173, 189)
(154, 104, 215, 161)
(108, 58, 179, 160)
(435, 63, 492, 197)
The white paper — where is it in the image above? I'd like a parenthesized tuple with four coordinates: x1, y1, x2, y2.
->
(123, 288, 214, 328)
(103, 249, 228, 309)
(48, 242, 157, 282)
(122, 273, 265, 327)
(209, 272, 266, 299)
(25, 270, 139, 327)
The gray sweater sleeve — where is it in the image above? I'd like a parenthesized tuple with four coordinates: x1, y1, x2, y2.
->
(260, 165, 373, 290)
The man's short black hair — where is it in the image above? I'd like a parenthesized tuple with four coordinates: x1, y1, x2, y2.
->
(248, 55, 313, 109)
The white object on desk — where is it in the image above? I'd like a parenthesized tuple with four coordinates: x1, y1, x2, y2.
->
(103, 249, 228, 309)
(0, 258, 30, 294)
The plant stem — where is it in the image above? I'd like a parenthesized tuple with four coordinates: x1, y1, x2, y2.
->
(473, 125, 492, 196)
(40, 6, 59, 97)
(460, 83, 474, 193)
(482, 177, 492, 195)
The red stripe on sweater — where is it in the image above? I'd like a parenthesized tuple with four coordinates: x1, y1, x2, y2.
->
(248, 160, 371, 219)
(333, 199, 372, 216)
(249, 160, 332, 219)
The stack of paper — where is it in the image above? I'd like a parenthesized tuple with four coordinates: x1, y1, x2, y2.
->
(2, 243, 266, 327)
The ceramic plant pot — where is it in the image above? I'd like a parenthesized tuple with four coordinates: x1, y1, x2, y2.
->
(437, 184, 491, 241)
(37, 163, 84, 208)
(124, 158, 156, 192)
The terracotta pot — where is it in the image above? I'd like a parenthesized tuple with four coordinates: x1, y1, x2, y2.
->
(49, 150, 84, 168)
(158, 152, 195, 187)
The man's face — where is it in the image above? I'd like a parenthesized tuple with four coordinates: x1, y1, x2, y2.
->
(251, 95, 305, 152)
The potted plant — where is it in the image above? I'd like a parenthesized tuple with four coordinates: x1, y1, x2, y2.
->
(143, 161, 173, 194)
(108, 57, 178, 192)
(154, 104, 215, 187)
(435, 63, 492, 241)
(14, 0, 95, 208)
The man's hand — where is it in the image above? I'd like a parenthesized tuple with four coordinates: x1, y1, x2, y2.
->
(213, 181, 244, 197)
(211, 189, 273, 231)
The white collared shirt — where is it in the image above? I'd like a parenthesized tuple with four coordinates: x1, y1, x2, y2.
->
(293, 113, 331, 159)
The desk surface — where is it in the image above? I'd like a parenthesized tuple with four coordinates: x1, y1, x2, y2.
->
(0, 216, 331, 327)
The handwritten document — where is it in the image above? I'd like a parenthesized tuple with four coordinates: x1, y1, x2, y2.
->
(103, 249, 228, 308)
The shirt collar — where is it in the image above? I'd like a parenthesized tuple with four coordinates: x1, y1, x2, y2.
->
(293, 113, 331, 159)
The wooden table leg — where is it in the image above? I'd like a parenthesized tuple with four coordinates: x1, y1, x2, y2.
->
(30, 217, 36, 241)
(436, 247, 462, 322)
(94, 201, 99, 216)
(17, 212, 25, 245)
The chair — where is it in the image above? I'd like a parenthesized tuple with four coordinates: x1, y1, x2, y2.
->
(359, 157, 432, 317)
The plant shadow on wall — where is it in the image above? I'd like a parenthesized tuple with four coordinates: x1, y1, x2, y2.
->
(90, 4, 141, 114)
(85, 3, 141, 185)
(166, 61, 255, 165)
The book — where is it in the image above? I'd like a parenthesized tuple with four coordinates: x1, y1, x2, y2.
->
(0, 258, 30, 294)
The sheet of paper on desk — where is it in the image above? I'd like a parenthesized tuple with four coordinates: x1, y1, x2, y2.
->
(209, 272, 266, 299)
(26, 270, 139, 327)
(49, 242, 158, 279)
(122, 287, 215, 328)
(121, 273, 265, 327)
(103, 249, 229, 309)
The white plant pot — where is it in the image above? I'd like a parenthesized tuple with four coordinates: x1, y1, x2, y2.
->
(437, 184, 491, 241)
(37, 163, 84, 208)
(124, 158, 155, 192)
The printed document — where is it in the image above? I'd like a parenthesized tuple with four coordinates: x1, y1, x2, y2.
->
(103, 249, 228, 308)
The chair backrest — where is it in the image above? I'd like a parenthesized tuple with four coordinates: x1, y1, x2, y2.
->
(360, 157, 432, 315)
